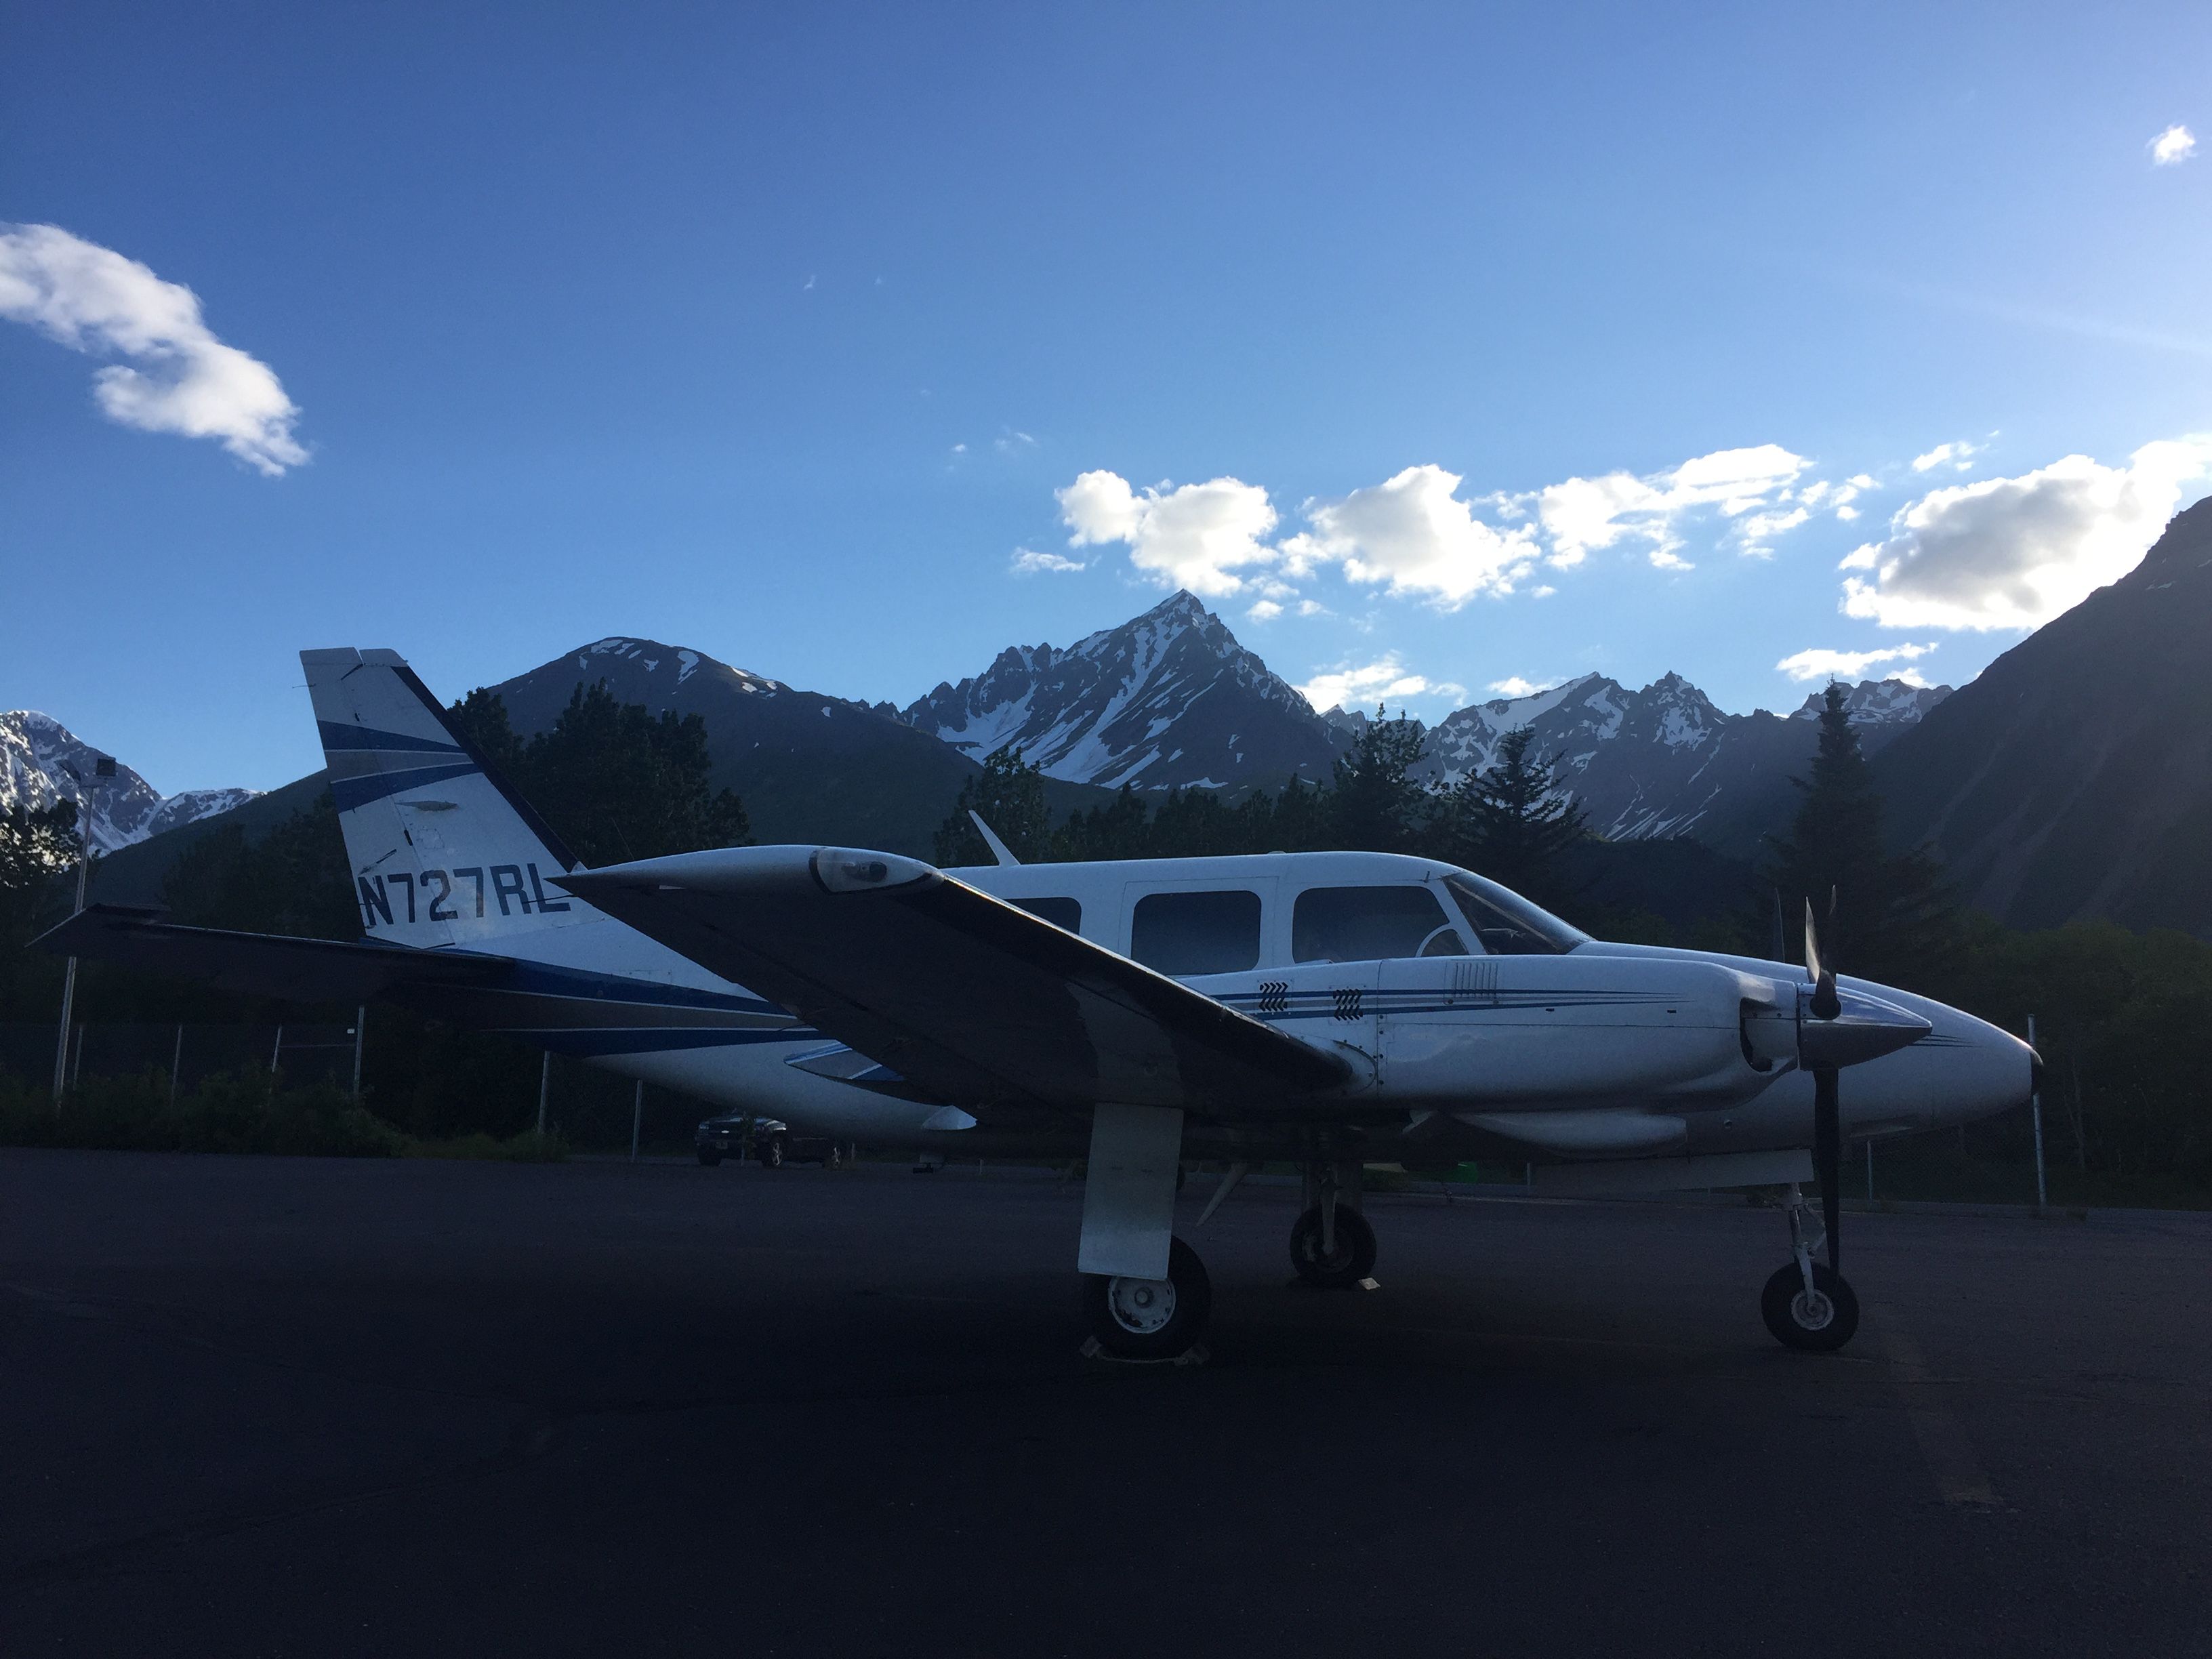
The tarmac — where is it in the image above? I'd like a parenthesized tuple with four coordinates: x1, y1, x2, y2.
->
(3, 1149, 2206, 1656)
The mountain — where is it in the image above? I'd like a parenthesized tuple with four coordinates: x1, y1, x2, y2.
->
(902, 592, 1343, 791)
(1876, 495, 2212, 935)
(1387, 671, 1947, 857)
(0, 711, 260, 853)
(484, 637, 1111, 857)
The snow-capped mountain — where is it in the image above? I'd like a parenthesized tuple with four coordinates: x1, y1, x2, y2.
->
(0, 712, 260, 853)
(902, 592, 1952, 853)
(902, 592, 1342, 791)
(1409, 671, 1951, 853)
(1792, 680, 1951, 726)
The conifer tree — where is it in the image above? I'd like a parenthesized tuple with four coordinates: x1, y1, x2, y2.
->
(1328, 708, 1429, 853)
(1763, 682, 1957, 987)
(1434, 726, 1589, 906)
(933, 743, 1050, 864)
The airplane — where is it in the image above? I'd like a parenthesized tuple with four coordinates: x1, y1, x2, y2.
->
(42, 647, 2039, 1360)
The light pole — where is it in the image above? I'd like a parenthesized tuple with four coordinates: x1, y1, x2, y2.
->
(52, 755, 115, 1107)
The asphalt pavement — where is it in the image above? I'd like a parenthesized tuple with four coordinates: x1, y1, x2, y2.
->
(2, 1149, 2206, 1656)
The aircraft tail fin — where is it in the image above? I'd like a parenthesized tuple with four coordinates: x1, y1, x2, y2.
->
(302, 648, 586, 948)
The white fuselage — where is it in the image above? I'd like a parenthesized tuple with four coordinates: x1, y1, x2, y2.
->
(525, 850, 2032, 1162)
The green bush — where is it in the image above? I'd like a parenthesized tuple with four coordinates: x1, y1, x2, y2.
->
(0, 1065, 409, 1158)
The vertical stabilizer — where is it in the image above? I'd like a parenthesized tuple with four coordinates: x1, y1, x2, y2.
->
(302, 648, 587, 949)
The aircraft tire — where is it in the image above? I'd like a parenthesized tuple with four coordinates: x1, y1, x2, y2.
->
(758, 1137, 784, 1169)
(1082, 1237, 1212, 1359)
(1761, 1262, 1860, 1352)
(696, 1149, 721, 1168)
(1289, 1205, 1376, 1288)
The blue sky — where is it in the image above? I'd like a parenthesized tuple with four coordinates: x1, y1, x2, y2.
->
(4, 1, 2209, 794)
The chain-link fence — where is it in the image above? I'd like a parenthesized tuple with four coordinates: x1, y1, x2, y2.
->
(0, 1021, 719, 1155)
(0, 1021, 361, 1095)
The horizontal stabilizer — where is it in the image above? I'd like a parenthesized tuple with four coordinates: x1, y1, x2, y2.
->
(37, 906, 512, 1005)
(556, 846, 1351, 1118)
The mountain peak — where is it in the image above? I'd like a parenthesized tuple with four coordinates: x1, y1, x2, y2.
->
(1791, 678, 1954, 726)
(0, 710, 260, 853)
(903, 591, 1336, 790)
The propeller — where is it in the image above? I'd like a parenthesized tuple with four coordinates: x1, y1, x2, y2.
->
(1803, 895, 1841, 1271)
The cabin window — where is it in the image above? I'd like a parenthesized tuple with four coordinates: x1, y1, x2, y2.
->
(1130, 889, 1263, 975)
(1015, 896, 1082, 932)
(1292, 884, 1467, 963)
(1443, 872, 1587, 956)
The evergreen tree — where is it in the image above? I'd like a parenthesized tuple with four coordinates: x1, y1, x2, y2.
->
(1265, 773, 1334, 853)
(1763, 682, 1958, 987)
(0, 799, 81, 935)
(453, 684, 752, 868)
(1051, 783, 1152, 861)
(933, 743, 1050, 865)
(1434, 726, 1589, 907)
(1328, 708, 1428, 853)
(161, 793, 359, 940)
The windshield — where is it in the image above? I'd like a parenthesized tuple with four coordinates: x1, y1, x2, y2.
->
(1443, 872, 1589, 956)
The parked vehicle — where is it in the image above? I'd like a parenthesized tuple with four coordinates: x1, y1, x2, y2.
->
(695, 1112, 853, 1169)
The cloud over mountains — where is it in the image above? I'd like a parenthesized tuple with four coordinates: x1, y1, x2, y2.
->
(1840, 439, 2212, 631)
(1050, 443, 1856, 613)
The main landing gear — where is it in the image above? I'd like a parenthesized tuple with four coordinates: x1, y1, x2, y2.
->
(1762, 1181, 1860, 1351)
(1082, 1236, 1213, 1359)
(1289, 1160, 1375, 1288)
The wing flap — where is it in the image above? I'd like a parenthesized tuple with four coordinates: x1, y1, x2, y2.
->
(556, 847, 1349, 1115)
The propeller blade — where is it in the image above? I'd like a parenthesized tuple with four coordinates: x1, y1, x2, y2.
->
(1802, 898, 1840, 1021)
(1814, 1066, 1841, 1273)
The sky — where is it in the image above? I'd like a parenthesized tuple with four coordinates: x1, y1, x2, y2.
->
(3, 1, 2209, 795)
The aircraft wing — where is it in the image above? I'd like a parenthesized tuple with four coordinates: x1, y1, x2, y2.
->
(35, 906, 514, 1004)
(556, 847, 1351, 1117)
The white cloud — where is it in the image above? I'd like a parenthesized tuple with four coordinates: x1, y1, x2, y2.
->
(1737, 506, 1809, 558)
(951, 442, 967, 455)
(1278, 464, 1539, 607)
(1775, 642, 1938, 683)
(1296, 653, 1439, 713)
(1245, 598, 1283, 621)
(1839, 438, 2212, 630)
(996, 428, 1038, 453)
(1010, 547, 1084, 575)
(1911, 441, 1982, 474)
(0, 222, 306, 474)
(1534, 443, 1809, 566)
(1295, 598, 1331, 617)
(1649, 548, 1695, 570)
(2150, 124, 2196, 166)
(1488, 676, 1553, 697)
(1056, 470, 1279, 596)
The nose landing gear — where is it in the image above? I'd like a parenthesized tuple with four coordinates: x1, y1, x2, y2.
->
(1762, 1181, 1860, 1351)
(1289, 1159, 1376, 1288)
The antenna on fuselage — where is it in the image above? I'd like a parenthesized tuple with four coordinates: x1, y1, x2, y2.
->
(968, 811, 1021, 866)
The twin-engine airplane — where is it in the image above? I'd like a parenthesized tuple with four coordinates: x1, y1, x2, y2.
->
(45, 648, 2038, 1358)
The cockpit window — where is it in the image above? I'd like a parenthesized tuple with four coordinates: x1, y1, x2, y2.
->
(1443, 872, 1587, 956)
(1014, 896, 1081, 932)
(1130, 889, 1262, 976)
(1292, 885, 1467, 963)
